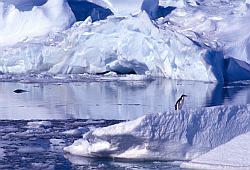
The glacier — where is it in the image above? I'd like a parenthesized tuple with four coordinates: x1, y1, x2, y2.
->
(64, 104, 250, 162)
(0, 0, 250, 82)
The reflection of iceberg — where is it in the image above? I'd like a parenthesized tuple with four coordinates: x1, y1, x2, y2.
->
(64, 104, 250, 163)
(0, 80, 250, 120)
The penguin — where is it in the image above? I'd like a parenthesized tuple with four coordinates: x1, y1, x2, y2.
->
(175, 94, 187, 110)
(13, 89, 28, 93)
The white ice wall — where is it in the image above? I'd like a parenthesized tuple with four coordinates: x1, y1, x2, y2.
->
(0, 13, 222, 82)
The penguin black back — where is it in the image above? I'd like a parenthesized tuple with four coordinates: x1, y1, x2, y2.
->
(175, 94, 187, 110)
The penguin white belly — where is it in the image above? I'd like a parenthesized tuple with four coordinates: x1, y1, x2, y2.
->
(178, 99, 184, 110)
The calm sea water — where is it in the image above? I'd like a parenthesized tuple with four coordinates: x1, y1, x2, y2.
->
(0, 79, 250, 120)
(0, 79, 249, 169)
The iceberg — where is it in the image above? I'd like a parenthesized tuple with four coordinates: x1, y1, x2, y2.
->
(181, 131, 250, 169)
(0, 11, 226, 82)
(0, 0, 250, 82)
(158, 0, 250, 81)
(64, 104, 250, 161)
(162, 0, 250, 64)
(0, 0, 75, 47)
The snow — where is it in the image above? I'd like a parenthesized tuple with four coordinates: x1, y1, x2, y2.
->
(62, 127, 89, 136)
(50, 138, 66, 151)
(50, 138, 65, 145)
(64, 104, 250, 161)
(27, 121, 52, 128)
(92, 116, 145, 136)
(0, 12, 223, 82)
(0, 0, 75, 46)
(0, 0, 250, 82)
(181, 131, 250, 169)
(162, 0, 250, 64)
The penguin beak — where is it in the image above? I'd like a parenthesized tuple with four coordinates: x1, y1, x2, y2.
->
(183, 95, 188, 97)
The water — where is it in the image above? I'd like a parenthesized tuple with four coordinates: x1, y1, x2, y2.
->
(1, 79, 250, 120)
(0, 78, 250, 169)
(0, 119, 180, 170)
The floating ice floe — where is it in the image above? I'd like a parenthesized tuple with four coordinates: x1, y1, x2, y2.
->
(62, 127, 90, 137)
(64, 104, 250, 163)
(18, 146, 45, 153)
(27, 121, 52, 128)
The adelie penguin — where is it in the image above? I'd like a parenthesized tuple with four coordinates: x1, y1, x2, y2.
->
(175, 94, 187, 110)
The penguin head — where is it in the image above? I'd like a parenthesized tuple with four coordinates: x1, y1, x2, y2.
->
(181, 94, 188, 98)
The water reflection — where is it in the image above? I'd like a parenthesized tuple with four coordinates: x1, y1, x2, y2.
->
(64, 154, 180, 170)
(0, 79, 249, 120)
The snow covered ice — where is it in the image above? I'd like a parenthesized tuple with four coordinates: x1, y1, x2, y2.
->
(64, 104, 250, 162)
(0, 0, 75, 46)
(0, 0, 250, 82)
(0, 11, 217, 82)
(181, 131, 250, 169)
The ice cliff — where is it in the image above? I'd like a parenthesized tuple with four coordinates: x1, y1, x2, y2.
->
(0, 12, 222, 82)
